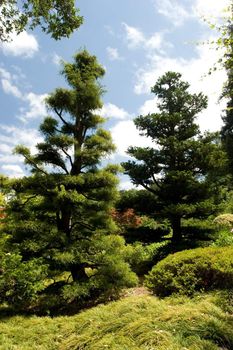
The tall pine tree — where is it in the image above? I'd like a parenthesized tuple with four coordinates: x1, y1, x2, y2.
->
(221, 4, 233, 174)
(123, 72, 224, 242)
(4, 50, 137, 310)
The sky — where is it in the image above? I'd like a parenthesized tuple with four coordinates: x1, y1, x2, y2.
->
(0, 0, 231, 188)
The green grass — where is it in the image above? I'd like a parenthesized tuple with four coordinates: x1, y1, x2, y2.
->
(0, 292, 233, 350)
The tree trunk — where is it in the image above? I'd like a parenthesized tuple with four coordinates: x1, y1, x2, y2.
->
(70, 264, 88, 282)
(171, 216, 182, 243)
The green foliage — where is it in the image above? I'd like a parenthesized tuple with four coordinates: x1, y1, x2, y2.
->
(122, 216, 170, 244)
(59, 235, 138, 304)
(123, 71, 225, 242)
(220, 6, 233, 182)
(3, 50, 136, 311)
(116, 189, 156, 215)
(0, 252, 47, 309)
(145, 246, 233, 297)
(0, 0, 83, 41)
(212, 230, 233, 247)
(1, 293, 232, 349)
(182, 218, 216, 241)
(126, 241, 170, 275)
(0, 193, 5, 206)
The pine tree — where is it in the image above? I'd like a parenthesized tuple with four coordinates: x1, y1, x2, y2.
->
(123, 72, 224, 242)
(4, 50, 137, 310)
(221, 5, 233, 173)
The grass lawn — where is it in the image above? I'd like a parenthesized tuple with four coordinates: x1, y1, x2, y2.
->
(0, 291, 232, 350)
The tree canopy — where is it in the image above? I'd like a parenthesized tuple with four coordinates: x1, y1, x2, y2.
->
(0, 0, 83, 41)
(123, 72, 225, 242)
(221, 4, 233, 174)
(2, 50, 137, 311)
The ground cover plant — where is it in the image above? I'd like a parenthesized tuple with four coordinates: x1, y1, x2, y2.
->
(0, 293, 233, 350)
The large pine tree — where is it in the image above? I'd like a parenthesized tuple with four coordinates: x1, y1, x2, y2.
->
(123, 72, 223, 242)
(4, 50, 136, 309)
(221, 5, 233, 173)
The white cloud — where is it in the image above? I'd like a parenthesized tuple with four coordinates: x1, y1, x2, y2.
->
(193, 0, 231, 19)
(122, 23, 170, 54)
(0, 143, 12, 154)
(1, 164, 25, 178)
(110, 120, 153, 157)
(119, 179, 135, 190)
(0, 67, 11, 80)
(0, 31, 39, 58)
(99, 103, 131, 120)
(0, 125, 43, 149)
(122, 23, 145, 48)
(135, 42, 226, 132)
(0, 125, 43, 177)
(106, 47, 123, 61)
(19, 92, 48, 122)
(153, 0, 191, 26)
(0, 67, 47, 122)
(145, 33, 164, 51)
(1, 79, 23, 98)
(138, 98, 159, 115)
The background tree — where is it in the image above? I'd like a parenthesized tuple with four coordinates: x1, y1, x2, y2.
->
(221, 4, 233, 174)
(3, 50, 137, 311)
(0, 0, 83, 41)
(123, 72, 224, 242)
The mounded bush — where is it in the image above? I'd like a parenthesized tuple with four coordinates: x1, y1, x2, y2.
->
(213, 213, 233, 229)
(145, 246, 233, 297)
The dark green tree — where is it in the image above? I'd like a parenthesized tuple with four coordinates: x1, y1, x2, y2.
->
(0, 0, 83, 41)
(221, 5, 233, 173)
(123, 72, 224, 242)
(4, 50, 137, 310)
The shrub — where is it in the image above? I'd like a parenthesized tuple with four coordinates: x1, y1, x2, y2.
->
(59, 235, 138, 306)
(213, 213, 233, 229)
(121, 216, 170, 244)
(126, 241, 170, 275)
(212, 230, 233, 247)
(0, 253, 48, 310)
(145, 246, 233, 297)
(182, 218, 215, 241)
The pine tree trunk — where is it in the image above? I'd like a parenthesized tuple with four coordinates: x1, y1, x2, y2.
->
(70, 264, 88, 282)
(171, 216, 182, 243)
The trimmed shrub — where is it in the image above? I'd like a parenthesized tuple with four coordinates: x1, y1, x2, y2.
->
(182, 218, 215, 241)
(213, 213, 233, 229)
(145, 246, 233, 297)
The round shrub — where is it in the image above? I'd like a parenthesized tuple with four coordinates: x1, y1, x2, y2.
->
(213, 213, 233, 229)
(145, 246, 233, 297)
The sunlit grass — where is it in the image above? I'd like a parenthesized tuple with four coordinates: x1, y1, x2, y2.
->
(0, 292, 232, 350)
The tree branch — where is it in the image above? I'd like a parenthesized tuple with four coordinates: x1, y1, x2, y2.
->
(151, 173, 162, 188)
(70, 220, 95, 232)
(60, 147, 73, 169)
(23, 154, 48, 175)
(54, 107, 69, 126)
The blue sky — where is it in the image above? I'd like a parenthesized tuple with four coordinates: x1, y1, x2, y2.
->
(0, 0, 230, 188)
